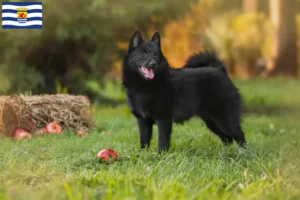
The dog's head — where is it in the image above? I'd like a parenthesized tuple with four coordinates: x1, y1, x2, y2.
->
(124, 30, 164, 80)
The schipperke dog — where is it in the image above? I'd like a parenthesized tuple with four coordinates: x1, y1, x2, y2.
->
(122, 30, 246, 153)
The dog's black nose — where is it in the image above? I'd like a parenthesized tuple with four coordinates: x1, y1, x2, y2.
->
(150, 61, 156, 68)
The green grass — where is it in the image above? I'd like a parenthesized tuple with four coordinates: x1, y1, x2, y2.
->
(1, 79, 300, 200)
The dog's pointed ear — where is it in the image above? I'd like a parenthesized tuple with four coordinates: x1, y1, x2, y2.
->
(151, 30, 161, 49)
(129, 30, 143, 50)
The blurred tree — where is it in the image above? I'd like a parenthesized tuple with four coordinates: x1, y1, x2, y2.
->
(215, 0, 241, 12)
(205, 14, 236, 75)
(161, 0, 217, 68)
(263, 0, 298, 76)
(0, 0, 196, 96)
(205, 12, 271, 78)
(242, 0, 257, 13)
(231, 13, 270, 78)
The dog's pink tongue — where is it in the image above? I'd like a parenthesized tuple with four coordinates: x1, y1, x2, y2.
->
(143, 67, 154, 79)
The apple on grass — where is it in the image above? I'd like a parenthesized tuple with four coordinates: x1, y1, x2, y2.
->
(77, 131, 88, 137)
(96, 148, 118, 164)
(46, 122, 62, 134)
(12, 128, 32, 140)
(13, 128, 25, 135)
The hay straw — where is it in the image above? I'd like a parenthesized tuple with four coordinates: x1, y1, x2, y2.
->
(0, 96, 34, 137)
(20, 94, 95, 132)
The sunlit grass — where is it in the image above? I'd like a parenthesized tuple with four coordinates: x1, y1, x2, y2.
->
(0, 79, 300, 200)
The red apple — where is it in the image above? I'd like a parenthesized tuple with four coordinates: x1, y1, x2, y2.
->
(12, 129, 32, 140)
(96, 148, 118, 163)
(46, 122, 62, 134)
(13, 128, 26, 135)
(77, 131, 88, 137)
(34, 128, 48, 136)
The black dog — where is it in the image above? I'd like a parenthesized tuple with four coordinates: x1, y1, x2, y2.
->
(122, 30, 246, 153)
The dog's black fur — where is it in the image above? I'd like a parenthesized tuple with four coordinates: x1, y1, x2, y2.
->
(122, 30, 246, 153)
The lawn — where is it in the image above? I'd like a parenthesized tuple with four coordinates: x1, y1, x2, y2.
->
(0, 79, 300, 200)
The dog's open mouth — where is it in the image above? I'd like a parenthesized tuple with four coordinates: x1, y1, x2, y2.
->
(139, 66, 154, 79)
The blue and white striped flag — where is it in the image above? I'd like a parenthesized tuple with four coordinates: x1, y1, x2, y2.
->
(2, 2, 42, 29)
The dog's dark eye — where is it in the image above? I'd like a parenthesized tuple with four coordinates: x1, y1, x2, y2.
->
(140, 53, 146, 58)
(154, 54, 158, 58)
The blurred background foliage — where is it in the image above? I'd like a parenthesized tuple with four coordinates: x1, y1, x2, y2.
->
(0, 0, 299, 103)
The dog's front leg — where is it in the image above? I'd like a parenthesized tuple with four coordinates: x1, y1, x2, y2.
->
(136, 117, 153, 149)
(156, 118, 172, 153)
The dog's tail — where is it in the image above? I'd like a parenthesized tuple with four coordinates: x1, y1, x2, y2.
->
(183, 51, 227, 74)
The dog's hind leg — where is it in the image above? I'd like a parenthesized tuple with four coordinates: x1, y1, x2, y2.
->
(210, 114, 246, 148)
(136, 117, 154, 149)
(202, 117, 234, 145)
(233, 126, 246, 148)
